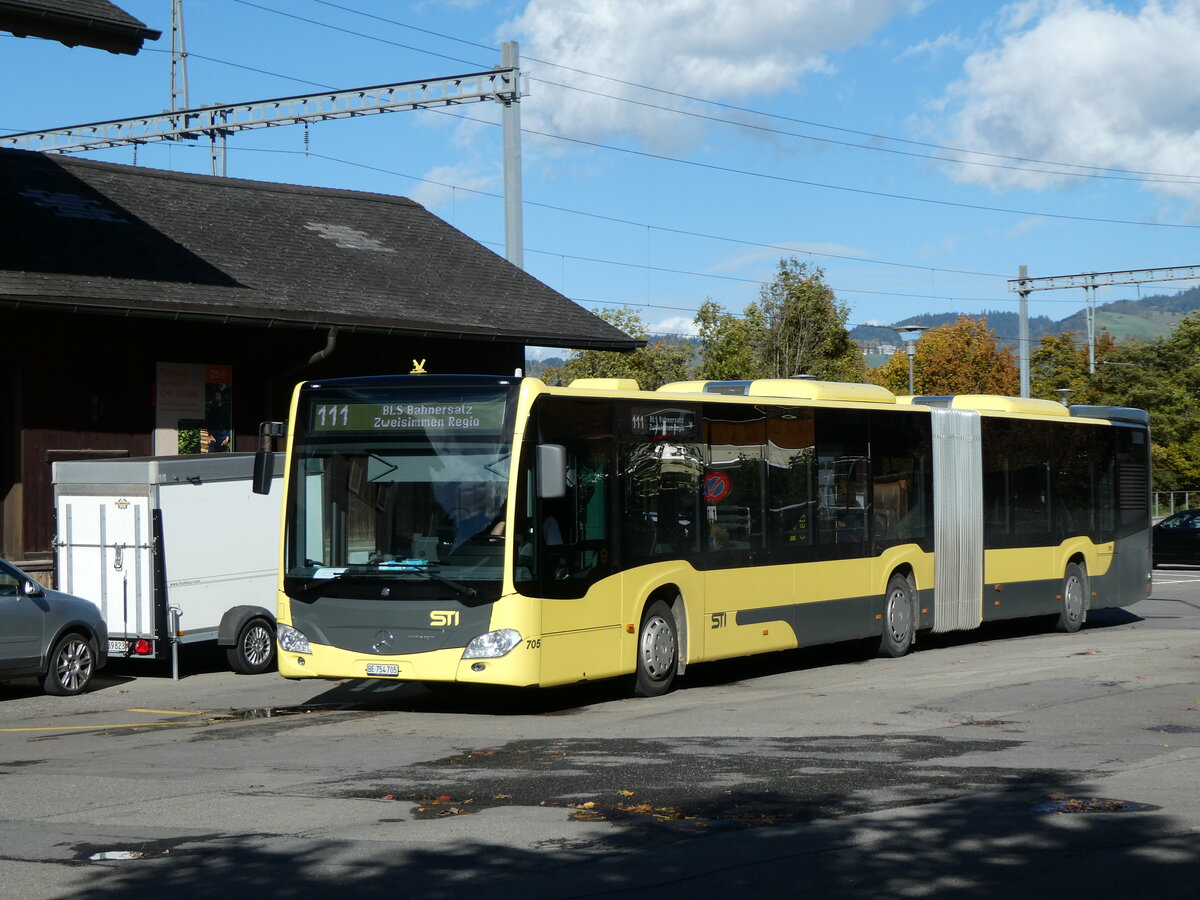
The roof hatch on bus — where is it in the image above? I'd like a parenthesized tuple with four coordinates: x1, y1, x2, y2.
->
(658, 379, 896, 404)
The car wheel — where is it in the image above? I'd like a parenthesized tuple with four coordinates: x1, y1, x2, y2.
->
(226, 617, 277, 674)
(43, 632, 97, 696)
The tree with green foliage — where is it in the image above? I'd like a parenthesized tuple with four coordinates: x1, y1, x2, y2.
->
(693, 299, 763, 381)
(871, 315, 1018, 396)
(746, 258, 865, 382)
(1030, 330, 1115, 402)
(1087, 311, 1200, 489)
(539, 307, 692, 391)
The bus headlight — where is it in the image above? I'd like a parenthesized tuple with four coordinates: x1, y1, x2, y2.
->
(278, 623, 312, 654)
(463, 629, 522, 659)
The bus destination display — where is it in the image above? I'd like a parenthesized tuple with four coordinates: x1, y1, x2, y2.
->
(309, 400, 505, 433)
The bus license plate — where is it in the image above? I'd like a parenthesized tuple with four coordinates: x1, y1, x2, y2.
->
(365, 664, 399, 677)
(108, 640, 129, 654)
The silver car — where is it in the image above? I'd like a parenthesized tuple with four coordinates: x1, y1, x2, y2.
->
(0, 558, 107, 695)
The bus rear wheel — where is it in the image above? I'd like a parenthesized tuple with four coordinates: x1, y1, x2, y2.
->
(634, 599, 678, 697)
(1056, 563, 1086, 633)
(878, 574, 915, 658)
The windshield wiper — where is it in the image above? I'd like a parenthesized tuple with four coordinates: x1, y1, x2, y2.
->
(290, 560, 478, 599)
(376, 560, 478, 598)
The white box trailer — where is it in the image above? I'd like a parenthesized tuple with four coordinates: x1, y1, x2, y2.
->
(52, 453, 284, 677)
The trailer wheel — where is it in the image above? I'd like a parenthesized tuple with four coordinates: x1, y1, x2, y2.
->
(43, 632, 97, 696)
(227, 617, 276, 674)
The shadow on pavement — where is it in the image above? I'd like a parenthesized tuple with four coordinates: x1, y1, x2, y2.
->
(65, 772, 1199, 899)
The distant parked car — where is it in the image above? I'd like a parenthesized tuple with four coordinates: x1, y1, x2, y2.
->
(1152, 509, 1200, 567)
(0, 558, 106, 695)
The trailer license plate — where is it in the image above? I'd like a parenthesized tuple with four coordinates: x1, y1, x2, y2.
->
(366, 664, 399, 677)
(108, 640, 128, 654)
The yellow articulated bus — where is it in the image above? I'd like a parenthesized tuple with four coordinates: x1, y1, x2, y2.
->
(252, 374, 1151, 697)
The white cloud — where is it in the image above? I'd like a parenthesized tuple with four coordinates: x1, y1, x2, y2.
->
(651, 315, 700, 337)
(895, 29, 972, 61)
(935, 0, 1200, 201)
(710, 242, 874, 274)
(504, 0, 913, 153)
(407, 164, 499, 213)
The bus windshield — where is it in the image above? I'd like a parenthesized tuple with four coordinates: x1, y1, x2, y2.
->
(283, 379, 519, 598)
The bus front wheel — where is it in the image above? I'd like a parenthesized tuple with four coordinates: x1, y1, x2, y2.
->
(878, 574, 915, 658)
(634, 599, 678, 697)
(1056, 563, 1086, 633)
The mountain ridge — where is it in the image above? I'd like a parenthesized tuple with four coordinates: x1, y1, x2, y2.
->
(851, 284, 1200, 349)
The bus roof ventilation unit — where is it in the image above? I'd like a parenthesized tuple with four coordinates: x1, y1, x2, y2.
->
(908, 396, 954, 408)
(1069, 405, 1150, 426)
(655, 381, 713, 393)
(567, 378, 641, 392)
(746, 380, 897, 404)
(948, 395, 1070, 417)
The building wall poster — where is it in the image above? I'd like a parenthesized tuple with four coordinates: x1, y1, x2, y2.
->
(155, 363, 233, 454)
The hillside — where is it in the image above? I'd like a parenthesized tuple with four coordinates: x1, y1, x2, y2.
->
(851, 284, 1200, 349)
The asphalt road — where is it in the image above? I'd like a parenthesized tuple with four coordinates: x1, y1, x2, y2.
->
(2, 572, 1199, 899)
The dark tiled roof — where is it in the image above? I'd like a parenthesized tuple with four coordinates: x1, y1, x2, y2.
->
(0, 149, 639, 351)
(0, 0, 162, 54)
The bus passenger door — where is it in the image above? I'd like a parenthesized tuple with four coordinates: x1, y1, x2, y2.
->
(524, 401, 623, 686)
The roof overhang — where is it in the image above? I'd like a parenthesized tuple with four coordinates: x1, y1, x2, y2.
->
(0, 0, 161, 55)
(0, 292, 645, 352)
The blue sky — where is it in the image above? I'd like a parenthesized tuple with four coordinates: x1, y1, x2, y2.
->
(5, 0, 1200, 356)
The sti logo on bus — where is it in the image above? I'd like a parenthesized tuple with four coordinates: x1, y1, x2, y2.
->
(430, 610, 460, 627)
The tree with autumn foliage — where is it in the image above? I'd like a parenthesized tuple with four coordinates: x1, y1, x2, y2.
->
(871, 315, 1019, 396)
(539, 307, 692, 391)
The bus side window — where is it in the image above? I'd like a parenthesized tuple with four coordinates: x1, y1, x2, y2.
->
(767, 410, 816, 560)
(815, 409, 869, 559)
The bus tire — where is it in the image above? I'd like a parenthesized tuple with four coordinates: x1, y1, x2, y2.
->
(1056, 562, 1086, 634)
(878, 574, 915, 658)
(634, 599, 678, 697)
(226, 616, 277, 674)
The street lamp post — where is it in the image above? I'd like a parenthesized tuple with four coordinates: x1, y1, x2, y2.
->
(893, 325, 928, 395)
(1053, 387, 1074, 407)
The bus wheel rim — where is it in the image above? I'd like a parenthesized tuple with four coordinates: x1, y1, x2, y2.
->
(1065, 574, 1084, 622)
(887, 587, 911, 642)
(640, 616, 675, 680)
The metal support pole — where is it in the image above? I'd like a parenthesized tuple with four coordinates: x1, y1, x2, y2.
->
(501, 41, 524, 270)
(170, 0, 190, 118)
(1018, 265, 1030, 398)
(893, 325, 927, 396)
(1085, 281, 1096, 373)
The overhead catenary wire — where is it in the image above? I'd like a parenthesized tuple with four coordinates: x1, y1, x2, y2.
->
(11, 2, 1192, 335)
(290, 0, 1200, 185)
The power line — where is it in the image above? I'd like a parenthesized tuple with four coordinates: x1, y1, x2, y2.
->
(116, 139, 1184, 301)
(124, 8, 1200, 238)
(523, 127, 1200, 230)
(291, 0, 1200, 185)
(176, 9, 1200, 229)
(533, 77, 1200, 187)
(293, 149, 1009, 278)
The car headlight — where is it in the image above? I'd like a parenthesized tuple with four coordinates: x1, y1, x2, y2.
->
(278, 623, 312, 654)
(462, 629, 522, 659)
